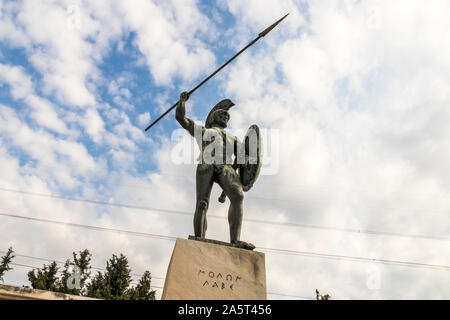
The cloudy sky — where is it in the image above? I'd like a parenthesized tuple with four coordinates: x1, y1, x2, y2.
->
(0, 0, 449, 300)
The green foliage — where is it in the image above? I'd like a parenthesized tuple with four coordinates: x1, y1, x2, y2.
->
(25, 249, 156, 300)
(85, 254, 155, 300)
(127, 271, 156, 300)
(85, 271, 106, 299)
(27, 261, 59, 291)
(58, 249, 92, 296)
(86, 254, 132, 299)
(0, 247, 15, 282)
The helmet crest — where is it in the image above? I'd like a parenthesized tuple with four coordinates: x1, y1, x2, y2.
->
(205, 99, 235, 128)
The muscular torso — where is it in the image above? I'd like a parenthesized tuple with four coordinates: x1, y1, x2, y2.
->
(196, 125, 237, 165)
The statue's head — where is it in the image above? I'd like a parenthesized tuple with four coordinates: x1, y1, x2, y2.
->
(211, 109, 230, 128)
(205, 99, 235, 129)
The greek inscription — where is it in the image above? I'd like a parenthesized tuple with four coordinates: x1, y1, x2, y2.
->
(197, 269, 241, 291)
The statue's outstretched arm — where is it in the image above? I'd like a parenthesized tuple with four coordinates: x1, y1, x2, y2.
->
(176, 91, 195, 136)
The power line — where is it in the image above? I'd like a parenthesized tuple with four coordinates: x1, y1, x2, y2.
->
(258, 247, 450, 271)
(0, 186, 191, 217)
(10, 262, 41, 271)
(110, 171, 450, 200)
(0, 250, 165, 281)
(1, 212, 449, 272)
(96, 174, 450, 227)
(0, 212, 177, 240)
(0, 186, 447, 241)
(38, 175, 450, 216)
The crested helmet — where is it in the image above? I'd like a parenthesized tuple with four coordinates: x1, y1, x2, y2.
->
(205, 99, 235, 128)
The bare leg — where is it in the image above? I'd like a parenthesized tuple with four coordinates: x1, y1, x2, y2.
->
(228, 191, 243, 243)
(194, 164, 214, 238)
(216, 165, 244, 243)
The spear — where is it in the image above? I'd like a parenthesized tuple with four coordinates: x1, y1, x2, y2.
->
(144, 13, 289, 132)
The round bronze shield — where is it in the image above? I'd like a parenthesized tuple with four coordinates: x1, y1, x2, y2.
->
(239, 124, 263, 192)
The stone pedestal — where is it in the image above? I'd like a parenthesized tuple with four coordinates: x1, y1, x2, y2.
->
(162, 238, 266, 300)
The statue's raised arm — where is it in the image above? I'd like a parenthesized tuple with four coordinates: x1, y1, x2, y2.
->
(175, 91, 195, 137)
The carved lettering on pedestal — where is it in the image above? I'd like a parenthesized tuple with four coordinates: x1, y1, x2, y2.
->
(197, 269, 242, 291)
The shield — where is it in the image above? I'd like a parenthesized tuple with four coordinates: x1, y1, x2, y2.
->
(239, 124, 263, 192)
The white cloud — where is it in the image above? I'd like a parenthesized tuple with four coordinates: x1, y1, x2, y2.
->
(1, 0, 216, 107)
(109, 78, 134, 110)
(137, 112, 151, 128)
(117, 0, 216, 86)
(0, 105, 105, 188)
(1, 0, 449, 300)
(0, 63, 69, 134)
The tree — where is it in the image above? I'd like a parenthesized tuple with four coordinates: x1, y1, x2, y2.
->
(127, 271, 156, 300)
(58, 249, 92, 296)
(85, 270, 106, 299)
(316, 289, 331, 300)
(0, 247, 15, 282)
(26, 249, 156, 300)
(85, 253, 155, 300)
(28, 261, 59, 291)
(87, 253, 132, 299)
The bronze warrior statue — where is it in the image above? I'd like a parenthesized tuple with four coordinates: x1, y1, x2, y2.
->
(143, 15, 288, 250)
(176, 91, 262, 250)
